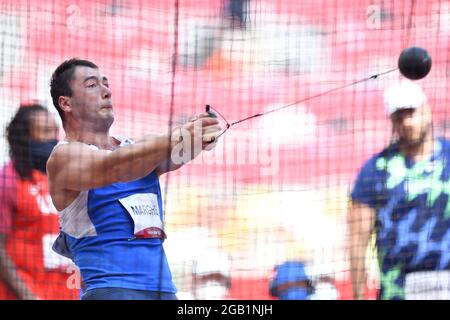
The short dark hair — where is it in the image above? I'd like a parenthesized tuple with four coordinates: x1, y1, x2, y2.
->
(50, 58, 98, 123)
(6, 104, 48, 180)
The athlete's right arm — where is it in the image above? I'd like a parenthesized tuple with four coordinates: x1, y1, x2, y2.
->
(47, 116, 220, 193)
(348, 200, 375, 300)
(47, 133, 174, 192)
(0, 234, 37, 300)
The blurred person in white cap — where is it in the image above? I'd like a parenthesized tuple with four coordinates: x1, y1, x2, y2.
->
(349, 80, 450, 300)
(192, 251, 231, 300)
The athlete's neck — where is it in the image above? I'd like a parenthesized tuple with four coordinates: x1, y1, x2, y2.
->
(65, 130, 119, 151)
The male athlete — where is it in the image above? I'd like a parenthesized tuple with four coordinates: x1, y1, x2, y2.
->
(47, 58, 221, 300)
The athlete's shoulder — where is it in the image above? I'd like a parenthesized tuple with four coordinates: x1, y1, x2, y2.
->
(49, 141, 99, 158)
(46, 141, 101, 179)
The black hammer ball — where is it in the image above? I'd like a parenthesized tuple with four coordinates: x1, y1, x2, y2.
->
(398, 46, 432, 80)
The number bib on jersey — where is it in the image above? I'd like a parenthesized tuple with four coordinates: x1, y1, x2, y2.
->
(119, 193, 166, 239)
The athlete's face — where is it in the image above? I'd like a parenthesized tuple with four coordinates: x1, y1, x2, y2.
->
(391, 104, 432, 147)
(68, 66, 114, 131)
